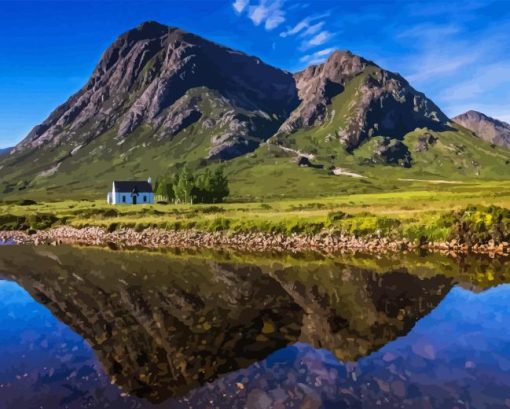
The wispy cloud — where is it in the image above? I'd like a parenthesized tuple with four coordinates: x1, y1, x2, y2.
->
(300, 30, 333, 50)
(398, 22, 501, 85)
(232, 0, 285, 30)
(300, 47, 335, 65)
(232, 0, 249, 13)
(300, 21, 324, 37)
(394, 17, 510, 123)
(440, 63, 510, 102)
(246, 0, 286, 30)
(279, 12, 330, 38)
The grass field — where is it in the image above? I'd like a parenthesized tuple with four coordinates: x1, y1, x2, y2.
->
(2, 180, 510, 245)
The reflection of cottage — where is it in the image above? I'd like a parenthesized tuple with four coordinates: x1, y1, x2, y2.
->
(107, 178, 154, 205)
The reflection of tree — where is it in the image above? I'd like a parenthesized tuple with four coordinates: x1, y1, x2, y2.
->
(0, 246, 453, 402)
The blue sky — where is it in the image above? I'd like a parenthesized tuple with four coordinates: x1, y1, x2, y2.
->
(1, 0, 509, 148)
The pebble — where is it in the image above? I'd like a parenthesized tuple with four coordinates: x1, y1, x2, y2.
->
(0, 227, 509, 256)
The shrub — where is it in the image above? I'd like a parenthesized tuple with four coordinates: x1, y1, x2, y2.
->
(26, 213, 58, 229)
(207, 217, 231, 232)
(16, 199, 37, 206)
(327, 211, 351, 223)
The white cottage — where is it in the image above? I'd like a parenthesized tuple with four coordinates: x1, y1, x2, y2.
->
(107, 178, 155, 205)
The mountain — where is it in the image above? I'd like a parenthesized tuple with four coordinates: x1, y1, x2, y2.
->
(277, 50, 448, 150)
(1, 21, 510, 199)
(453, 110, 510, 149)
(13, 21, 298, 159)
(0, 147, 11, 156)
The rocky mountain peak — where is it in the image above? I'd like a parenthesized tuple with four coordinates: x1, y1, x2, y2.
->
(453, 110, 510, 148)
(13, 21, 298, 159)
(278, 49, 448, 149)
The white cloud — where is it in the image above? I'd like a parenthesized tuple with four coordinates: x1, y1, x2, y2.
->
(279, 12, 330, 38)
(406, 52, 480, 84)
(280, 18, 309, 37)
(265, 10, 285, 30)
(232, 0, 249, 13)
(301, 21, 324, 37)
(300, 47, 335, 64)
(398, 22, 503, 85)
(439, 63, 510, 102)
(301, 30, 331, 49)
(247, 0, 285, 30)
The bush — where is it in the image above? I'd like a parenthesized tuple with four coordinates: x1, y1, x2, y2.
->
(207, 217, 230, 232)
(26, 213, 59, 229)
(0, 214, 26, 230)
(16, 199, 37, 206)
(327, 211, 351, 223)
(446, 205, 510, 245)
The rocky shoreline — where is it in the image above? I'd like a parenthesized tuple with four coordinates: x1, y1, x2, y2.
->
(1, 226, 510, 257)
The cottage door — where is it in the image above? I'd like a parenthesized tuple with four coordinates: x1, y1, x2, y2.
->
(132, 195, 137, 205)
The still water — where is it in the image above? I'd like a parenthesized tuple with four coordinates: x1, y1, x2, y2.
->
(0, 245, 510, 408)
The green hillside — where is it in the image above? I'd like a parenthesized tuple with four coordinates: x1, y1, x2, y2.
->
(1, 23, 509, 201)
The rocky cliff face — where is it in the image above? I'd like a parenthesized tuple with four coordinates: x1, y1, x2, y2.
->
(14, 21, 298, 160)
(453, 110, 510, 149)
(278, 50, 449, 150)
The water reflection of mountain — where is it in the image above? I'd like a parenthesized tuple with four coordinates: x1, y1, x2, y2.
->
(0, 246, 472, 403)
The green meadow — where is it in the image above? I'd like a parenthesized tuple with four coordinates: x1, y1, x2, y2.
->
(2, 180, 510, 245)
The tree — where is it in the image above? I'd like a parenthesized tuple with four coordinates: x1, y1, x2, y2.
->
(173, 166, 194, 204)
(192, 169, 213, 203)
(155, 166, 229, 204)
(210, 167, 229, 203)
(154, 175, 175, 201)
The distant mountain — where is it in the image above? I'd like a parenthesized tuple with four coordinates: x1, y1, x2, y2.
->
(453, 110, 510, 149)
(0, 147, 11, 156)
(1, 21, 509, 199)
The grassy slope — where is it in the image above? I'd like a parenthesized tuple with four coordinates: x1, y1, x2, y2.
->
(2, 70, 510, 201)
(2, 182, 510, 245)
(222, 69, 510, 200)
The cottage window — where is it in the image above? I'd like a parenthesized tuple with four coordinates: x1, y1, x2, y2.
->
(143, 195, 147, 203)
(122, 195, 126, 203)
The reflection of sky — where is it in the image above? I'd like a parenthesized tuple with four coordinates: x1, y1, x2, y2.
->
(1, 281, 510, 408)
(378, 285, 510, 360)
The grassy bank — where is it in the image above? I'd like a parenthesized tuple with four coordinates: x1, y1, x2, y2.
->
(2, 182, 510, 246)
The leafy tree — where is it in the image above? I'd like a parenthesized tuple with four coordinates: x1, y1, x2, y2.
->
(154, 175, 175, 201)
(155, 166, 229, 204)
(173, 166, 194, 203)
(192, 169, 213, 203)
(210, 167, 229, 203)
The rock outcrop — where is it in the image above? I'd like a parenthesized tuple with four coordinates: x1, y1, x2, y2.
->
(453, 110, 510, 149)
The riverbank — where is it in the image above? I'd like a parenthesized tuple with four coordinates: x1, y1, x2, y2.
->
(2, 188, 510, 256)
(2, 226, 510, 257)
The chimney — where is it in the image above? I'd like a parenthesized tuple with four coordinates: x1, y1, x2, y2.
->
(148, 176, 152, 186)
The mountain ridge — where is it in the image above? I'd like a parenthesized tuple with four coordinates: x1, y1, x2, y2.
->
(453, 110, 510, 149)
(1, 21, 509, 199)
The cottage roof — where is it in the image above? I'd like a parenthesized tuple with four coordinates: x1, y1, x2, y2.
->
(113, 181, 153, 193)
